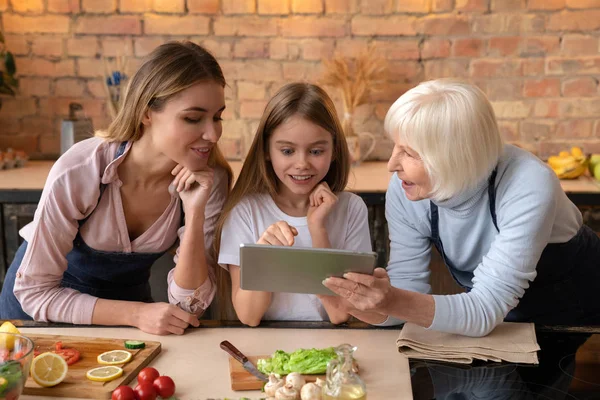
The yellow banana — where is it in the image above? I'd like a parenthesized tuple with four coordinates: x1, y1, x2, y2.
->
(571, 146, 584, 158)
(548, 155, 577, 169)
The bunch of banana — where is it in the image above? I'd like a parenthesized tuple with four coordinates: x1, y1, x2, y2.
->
(547, 147, 588, 179)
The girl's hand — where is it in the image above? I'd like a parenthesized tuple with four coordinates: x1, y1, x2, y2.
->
(135, 302, 200, 335)
(171, 164, 214, 214)
(307, 182, 338, 231)
(257, 221, 298, 246)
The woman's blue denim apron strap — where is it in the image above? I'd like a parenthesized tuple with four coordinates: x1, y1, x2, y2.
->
(0, 141, 177, 320)
(429, 167, 600, 325)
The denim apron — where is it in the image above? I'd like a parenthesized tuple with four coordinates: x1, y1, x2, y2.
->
(430, 169, 600, 325)
(0, 142, 175, 320)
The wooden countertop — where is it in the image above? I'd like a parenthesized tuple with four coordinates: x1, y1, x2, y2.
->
(18, 325, 412, 400)
(1, 160, 600, 194)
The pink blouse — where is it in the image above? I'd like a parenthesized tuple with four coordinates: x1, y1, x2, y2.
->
(14, 137, 228, 324)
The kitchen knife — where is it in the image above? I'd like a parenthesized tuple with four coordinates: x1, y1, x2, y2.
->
(220, 340, 269, 382)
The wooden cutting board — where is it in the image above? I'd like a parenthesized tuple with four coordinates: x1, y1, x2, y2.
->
(228, 355, 325, 391)
(23, 333, 161, 399)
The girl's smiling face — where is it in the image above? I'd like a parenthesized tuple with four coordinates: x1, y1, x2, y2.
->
(387, 137, 432, 201)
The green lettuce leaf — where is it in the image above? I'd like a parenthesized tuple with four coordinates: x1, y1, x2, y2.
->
(257, 347, 336, 375)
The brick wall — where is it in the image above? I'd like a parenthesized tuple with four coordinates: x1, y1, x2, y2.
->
(0, 0, 599, 160)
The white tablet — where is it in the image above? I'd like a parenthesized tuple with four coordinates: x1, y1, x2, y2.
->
(239, 244, 377, 295)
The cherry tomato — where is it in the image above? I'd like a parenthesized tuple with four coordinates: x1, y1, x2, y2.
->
(137, 367, 160, 385)
(153, 376, 176, 398)
(134, 383, 157, 400)
(112, 386, 136, 400)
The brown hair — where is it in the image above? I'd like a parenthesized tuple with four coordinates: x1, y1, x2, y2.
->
(213, 82, 351, 320)
(97, 41, 232, 187)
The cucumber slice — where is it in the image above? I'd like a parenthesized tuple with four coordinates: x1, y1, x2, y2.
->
(124, 340, 145, 349)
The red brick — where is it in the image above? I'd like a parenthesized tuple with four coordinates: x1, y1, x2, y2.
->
(238, 82, 266, 100)
(282, 17, 346, 37)
(492, 101, 533, 119)
(101, 38, 134, 57)
(452, 38, 484, 57)
(39, 134, 61, 156)
(21, 117, 54, 135)
(302, 39, 335, 61)
(240, 101, 268, 119)
(0, 0, 7, 11)
(282, 62, 322, 80)
(386, 61, 423, 82)
(396, 0, 431, 12)
(268, 39, 289, 60)
(520, 120, 555, 141)
(188, 0, 220, 13)
(422, 38, 451, 59)
(487, 36, 520, 57)
(562, 77, 598, 97)
(556, 120, 593, 138)
(134, 38, 164, 57)
(497, 120, 520, 141)
(87, 79, 107, 98)
(523, 58, 545, 76)
(222, 0, 256, 13)
(55, 79, 86, 97)
(0, 134, 40, 154)
(67, 38, 99, 57)
(124, 58, 143, 76)
(548, 11, 600, 31)
(2, 15, 70, 33)
(373, 39, 420, 60)
(370, 82, 413, 102)
(82, 0, 116, 13)
(455, 0, 489, 12)
(560, 99, 600, 118)
(334, 39, 369, 58)
(19, 77, 51, 96)
(484, 80, 523, 100)
(561, 35, 599, 56)
(566, 0, 600, 8)
(546, 57, 600, 76)
(77, 58, 104, 78)
(3, 35, 29, 55)
(198, 39, 233, 59)
(76, 16, 141, 35)
(32, 37, 64, 57)
(491, 0, 525, 10)
(258, 0, 290, 14)
(424, 60, 470, 79)
(292, 0, 324, 13)
(360, 0, 393, 14)
(534, 99, 560, 118)
(596, 121, 600, 138)
(0, 118, 21, 134)
(18, 58, 75, 77)
(432, 0, 453, 12)
(0, 98, 37, 118)
(220, 60, 283, 81)
(523, 78, 560, 98)
(233, 39, 269, 58)
(214, 17, 278, 36)
(144, 15, 209, 35)
(12, 0, 44, 13)
(152, 0, 184, 13)
(522, 14, 546, 33)
(417, 15, 470, 35)
(39, 98, 105, 117)
(471, 14, 522, 34)
(325, 0, 357, 12)
(521, 36, 560, 56)
(470, 59, 522, 78)
(119, 0, 151, 12)
(48, 0, 80, 12)
(527, 0, 564, 9)
(353, 16, 417, 36)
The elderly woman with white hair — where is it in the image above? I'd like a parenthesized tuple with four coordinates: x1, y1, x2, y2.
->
(323, 79, 600, 337)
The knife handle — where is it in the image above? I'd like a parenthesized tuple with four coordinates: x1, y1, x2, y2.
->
(220, 340, 248, 364)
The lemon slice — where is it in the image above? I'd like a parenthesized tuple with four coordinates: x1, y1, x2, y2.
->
(30, 352, 69, 387)
(86, 366, 123, 382)
(0, 321, 20, 350)
(97, 350, 132, 365)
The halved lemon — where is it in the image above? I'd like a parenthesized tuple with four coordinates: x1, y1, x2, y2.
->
(97, 350, 132, 365)
(0, 321, 20, 350)
(86, 366, 123, 382)
(30, 352, 68, 387)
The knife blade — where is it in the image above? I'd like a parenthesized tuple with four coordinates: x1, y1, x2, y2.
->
(220, 340, 269, 382)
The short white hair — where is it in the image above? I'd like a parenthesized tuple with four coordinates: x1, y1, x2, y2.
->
(384, 79, 504, 201)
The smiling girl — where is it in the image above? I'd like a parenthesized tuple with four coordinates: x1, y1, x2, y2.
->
(0, 42, 232, 335)
(215, 83, 372, 326)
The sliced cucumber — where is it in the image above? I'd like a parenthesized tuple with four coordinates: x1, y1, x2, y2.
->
(124, 340, 145, 349)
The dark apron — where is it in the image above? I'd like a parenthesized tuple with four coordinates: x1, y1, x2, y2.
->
(430, 169, 600, 325)
(0, 142, 172, 320)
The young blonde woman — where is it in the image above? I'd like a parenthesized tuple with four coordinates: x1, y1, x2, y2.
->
(324, 79, 600, 336)
(0, 42, 232, 335)
(215, 83, 373, 326)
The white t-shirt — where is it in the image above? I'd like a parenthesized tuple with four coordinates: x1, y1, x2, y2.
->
(218, 191, 372, 321)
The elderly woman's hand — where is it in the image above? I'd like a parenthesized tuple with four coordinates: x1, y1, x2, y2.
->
(323, 268, 394, 314)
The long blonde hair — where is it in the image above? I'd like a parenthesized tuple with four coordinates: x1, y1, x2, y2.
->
(97, 41, 233, 187)
(213, 82, 351, 320)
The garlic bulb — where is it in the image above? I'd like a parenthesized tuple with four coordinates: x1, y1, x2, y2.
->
(275, 382, 299, 400)
(285, 372, 306, 391)
(300, 382, 322, 400)
(265, 373, 285, 397)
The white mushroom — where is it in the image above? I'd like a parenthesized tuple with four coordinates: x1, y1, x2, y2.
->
(275, 382, 300, 400)
(285, 372, 306, 391)
(314, 378, 325, 388)
(264, 373, 285, 397)
(300, 382, 322, 400)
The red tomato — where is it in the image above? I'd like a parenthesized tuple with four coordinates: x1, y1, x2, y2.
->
(134, 383, 157, 400)
(153, 376, 176, 398)
(112, 386, 136, 400)
(137, 367, 160, 385)
(54, 348, 80, 365)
